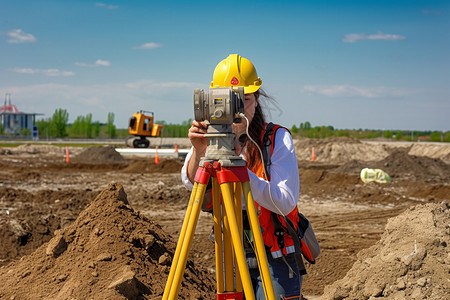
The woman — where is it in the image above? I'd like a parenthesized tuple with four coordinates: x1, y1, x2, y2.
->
(181, 54, 302, 299)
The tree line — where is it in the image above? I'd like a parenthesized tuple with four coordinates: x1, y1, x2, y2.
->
(35, 109, 117, 139)
(2, 108, 449, 143)
(33, 109, 192, 139)
(291, 121, 450, 142)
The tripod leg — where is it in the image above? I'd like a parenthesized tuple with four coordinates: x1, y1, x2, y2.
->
(213, 178, 224, 293)
(163, 182, 208, 300)
(162, 182, 199, 300)
(242, 181, 276, 300)
(223, 187, 235, 291)
(220, 182, 256, 300)
(233, 182, 243, 293)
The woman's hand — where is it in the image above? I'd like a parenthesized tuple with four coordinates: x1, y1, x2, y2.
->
(188, 120, 208, 153)
(186, 120, 208, 183)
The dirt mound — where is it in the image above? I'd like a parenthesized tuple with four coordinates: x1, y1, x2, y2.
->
(409, 143, 450, 160)
(123, 159, 184, 174)
(11, 144, 68, 156)
(0, 188, 98, 267)
(0, 144, 85, 163)
(443, 152, 450, 163)
(321, 202, 449, 300)
(0, 183, 215, 299)
(297, 137, 362, 146)
(333, 148, 450, 183)
(380, 149, 450, 181)
(72, 146, 126, 164)
(294, 137, 390, 163)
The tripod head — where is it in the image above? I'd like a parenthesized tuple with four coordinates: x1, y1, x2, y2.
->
(193, 87, 246, 166)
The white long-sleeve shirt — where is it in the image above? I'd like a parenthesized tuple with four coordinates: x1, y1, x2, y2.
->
(180, 128, 299, 215)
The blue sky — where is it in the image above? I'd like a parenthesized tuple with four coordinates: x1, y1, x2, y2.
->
(1, 0, 449, 131)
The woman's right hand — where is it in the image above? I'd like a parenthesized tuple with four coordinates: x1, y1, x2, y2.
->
(186, 120, 208, 183)
(188, 120, 208, 153)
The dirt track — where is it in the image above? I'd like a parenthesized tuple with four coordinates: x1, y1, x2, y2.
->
(0, 139, 449, 299)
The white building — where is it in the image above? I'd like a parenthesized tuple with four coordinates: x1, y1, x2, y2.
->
(0, 94, 42, 135)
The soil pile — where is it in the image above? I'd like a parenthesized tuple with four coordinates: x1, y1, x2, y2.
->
(6, 144, 68, 157)
(72, 146, 126, 164)
(294, 137, 390, 164)
(333, 148, 450, 183)
(0, 144, 84, 164)
(321, 202, 449, 300)
(378, 149, 450, 182)
(409, 143, 450, 160)
(443, 152, 450, 163)
(123, 159, 184, 174)
(0, 183, 215, 299)
(0, 188, 97, 267)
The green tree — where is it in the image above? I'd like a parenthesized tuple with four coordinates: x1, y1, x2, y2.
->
(85, 113, 93, 138)
(70, 113, 93, 138)
(37, 118, 53, 138)
(159, 119, 192, 138)
(337, 129, 350, 137)
(300, 121, 312, 130)
(51, 108, 69, 138)
(70, 115, 86, 137)
(93, 121, 101, 137)
(291, 125, 299, 134)
(444, 132, 450, 142)
(105, 112, 116, 138)
(430, 132, 441, 142)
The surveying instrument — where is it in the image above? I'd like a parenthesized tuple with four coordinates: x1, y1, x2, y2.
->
(163, 87, 276, 300)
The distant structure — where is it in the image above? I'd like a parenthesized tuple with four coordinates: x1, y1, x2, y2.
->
(0, 93, 43, 136)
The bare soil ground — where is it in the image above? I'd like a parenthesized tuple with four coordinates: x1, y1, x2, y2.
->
(0, 139, 449, 299)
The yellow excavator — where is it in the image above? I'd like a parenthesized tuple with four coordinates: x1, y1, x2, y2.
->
(126, 110, 164, 148)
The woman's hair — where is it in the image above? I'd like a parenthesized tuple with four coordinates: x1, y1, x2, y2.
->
(244, 88, 269, 171)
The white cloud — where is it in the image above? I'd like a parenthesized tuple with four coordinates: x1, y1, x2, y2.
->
(303, 85, 415, 98)
(6, 29, 37, 43)
(10, 68, 74, 77)
(74, 59, 111, 67)
(133, 42, 163, 50)
(95, 59, 111, 66)
(342, 32, 406, 43)
(95, 3, 119, 9)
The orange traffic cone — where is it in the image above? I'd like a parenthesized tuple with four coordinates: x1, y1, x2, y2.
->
(311, 147, 316, 162)
(174, 144, 178, 153)
(65, 146, 70, 163)
(155, 146, 160, 164)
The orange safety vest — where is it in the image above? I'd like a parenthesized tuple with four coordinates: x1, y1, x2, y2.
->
(249, 123, 319, 276)
(249, 123, 300, 258)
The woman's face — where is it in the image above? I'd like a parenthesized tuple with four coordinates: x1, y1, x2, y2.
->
(232, 92, 258, 137)
(244, 92, 258, 124)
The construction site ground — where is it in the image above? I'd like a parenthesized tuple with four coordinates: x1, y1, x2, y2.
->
(0, 138, 449, 299)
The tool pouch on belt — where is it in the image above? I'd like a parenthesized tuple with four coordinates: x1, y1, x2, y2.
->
(271, 211, 320, 271)
(296, 213, 320, 264)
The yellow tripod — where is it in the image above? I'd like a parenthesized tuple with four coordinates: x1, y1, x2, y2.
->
(162, 130, 276, 300)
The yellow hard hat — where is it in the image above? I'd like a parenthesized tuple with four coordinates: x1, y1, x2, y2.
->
(210, 54, 262, 94)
